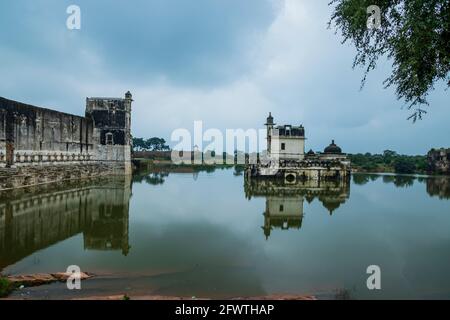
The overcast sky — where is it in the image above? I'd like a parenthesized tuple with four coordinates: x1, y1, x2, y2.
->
(1, 0, 448, 155)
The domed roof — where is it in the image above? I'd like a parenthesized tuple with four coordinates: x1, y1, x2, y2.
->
(321, 199, 342, 215)
(324, 140, 342, 154)
(319, 195, 347, 215)
(306, 149, 315, 156)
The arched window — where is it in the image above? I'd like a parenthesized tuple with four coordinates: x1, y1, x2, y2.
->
(106, 132, 114, 145)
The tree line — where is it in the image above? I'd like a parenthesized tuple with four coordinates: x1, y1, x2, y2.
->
(132, 137, 170, 151)
(132, 138, 434, 175)
(349, 150, 428, 174)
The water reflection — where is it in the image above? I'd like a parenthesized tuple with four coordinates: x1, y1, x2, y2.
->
(353, 173, 417, 187)
(0, 177, 131, 270)
(132, 165, 241, 184)
(133, 171, 169, 185)
(352, 173, 450, 198)
(1, 168, 450, 299)
(427, 177, 450, 199)
(245, 178, 350, 239)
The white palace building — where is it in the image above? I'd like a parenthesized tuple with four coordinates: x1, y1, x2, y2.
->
(246, 113, 351, 182)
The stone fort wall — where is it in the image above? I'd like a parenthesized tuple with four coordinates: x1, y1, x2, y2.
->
(428, 148, 450, 175)
(0, 92, 133, 190)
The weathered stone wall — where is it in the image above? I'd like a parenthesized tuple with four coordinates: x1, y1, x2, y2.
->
(0, 97, 94, 166)
(0, 162, 127, 191)
(270, 135, 306, 160)
(85, 92, 132, 170)
(0, 92, 133, 189)
(428, 148, 450, 175)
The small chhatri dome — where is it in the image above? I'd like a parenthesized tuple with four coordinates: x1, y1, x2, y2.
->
(307, 149, 315, 156)
(265, 112, 274, 125)
(125, 91, 132, 99)
(324, 139, 342, 154)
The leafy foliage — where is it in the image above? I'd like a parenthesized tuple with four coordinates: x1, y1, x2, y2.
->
(329, 0, 450, 120)
(393, 157, 417, 173)
(349, 150, 428, 173)
(0, 277, 15, 298)
(132, 137, 170, 151)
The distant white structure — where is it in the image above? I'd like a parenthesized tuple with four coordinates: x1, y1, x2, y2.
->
(265, 112, 305, 161)
(247, 113, 351, 182)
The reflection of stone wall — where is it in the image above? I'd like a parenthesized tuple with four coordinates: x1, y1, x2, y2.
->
(0, 177, 131, 270)
(426, 177, 450, 200)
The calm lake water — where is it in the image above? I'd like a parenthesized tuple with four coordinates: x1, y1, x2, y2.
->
(1, 167, 450, 299)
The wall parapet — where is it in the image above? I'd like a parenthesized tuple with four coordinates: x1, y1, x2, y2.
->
(0, 150, 94, 166)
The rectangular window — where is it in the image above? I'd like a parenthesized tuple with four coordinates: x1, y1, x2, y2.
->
(279, 205, 284, 212)
(106, 133, 114, 145)
(281, 143, 285, 150)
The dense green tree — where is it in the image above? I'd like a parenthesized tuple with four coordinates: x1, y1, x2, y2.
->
(132, 137, 170, 151)
(383, 150, 398, 157)
(393, 157, 416, 173)
(383, 149, 397, 164)
(349, 151, 427, 173)
(132, 137, 146, 151)
(146, 137, 166, 151)
(329, 0, 450, 120)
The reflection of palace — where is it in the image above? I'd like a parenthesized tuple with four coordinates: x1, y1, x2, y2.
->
(245, 178, 350, 239)
(0, 177, 131, 270)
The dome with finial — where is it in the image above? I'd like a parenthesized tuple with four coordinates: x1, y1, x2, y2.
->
(306, 149, 315, 156)
(319, 195, 347, 215)
(321, 199, 342, 215)
(125, 91, 132, 99)
(324, 140, 342, 154)
(265, 112, 274, 125)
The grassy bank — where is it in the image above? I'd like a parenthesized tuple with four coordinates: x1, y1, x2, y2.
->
(0, 276, 16, 298)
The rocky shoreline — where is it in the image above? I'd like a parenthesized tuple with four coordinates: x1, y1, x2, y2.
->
(1, 272, 320, 300)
